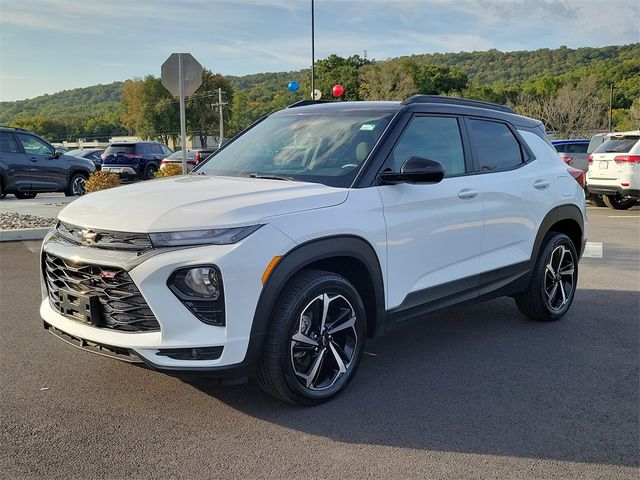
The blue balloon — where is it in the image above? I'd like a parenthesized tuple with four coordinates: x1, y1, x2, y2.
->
(287, 81, 299, 92)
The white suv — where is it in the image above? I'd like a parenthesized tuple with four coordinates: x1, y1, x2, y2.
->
(586, 131, 640, 209)
(40, 96, 586, 405)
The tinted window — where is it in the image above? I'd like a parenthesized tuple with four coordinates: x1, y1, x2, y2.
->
(587, 134, 606, 154)
(161, 145, 173, 155)
(594, 137, 639, 154)
(390, 116, 465, 176)
(16, 133, 53, 155)
(149, 144, 163, 154)
(554, 144, 566, 153)
(168, 150, 196, 160)
(136, 144, 151, 154)
(0, 132, 20, 153)
(566, 143, 588, 154)
(467, 119, 523, 171)
(105, 144, 135, 155)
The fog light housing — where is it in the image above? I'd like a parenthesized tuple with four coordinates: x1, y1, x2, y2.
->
(168, 265, 225, 326)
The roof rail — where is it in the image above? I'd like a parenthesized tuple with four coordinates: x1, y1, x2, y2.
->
(402, 95, 514, 113)
(287, 99, 331, 109)
(0, 125, 27, 131)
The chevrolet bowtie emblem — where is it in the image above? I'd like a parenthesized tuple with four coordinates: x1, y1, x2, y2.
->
(81, 229, 98, 244)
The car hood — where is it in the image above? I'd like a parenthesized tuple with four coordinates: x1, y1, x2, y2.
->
(59, 175, 348, 232)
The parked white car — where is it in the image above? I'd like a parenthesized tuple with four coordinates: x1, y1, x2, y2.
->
(587, 130, 640, 209)
(40, 96, 586, 405)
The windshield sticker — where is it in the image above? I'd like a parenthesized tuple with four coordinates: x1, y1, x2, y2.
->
(360, 124, 376, 131)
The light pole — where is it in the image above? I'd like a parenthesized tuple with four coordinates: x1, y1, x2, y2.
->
(311, 0, 315, 100)
(608, 83, 614, 132)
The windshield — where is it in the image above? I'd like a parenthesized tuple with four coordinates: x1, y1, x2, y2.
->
(594, 137, 639, 154)
(195, 111, 394, 188)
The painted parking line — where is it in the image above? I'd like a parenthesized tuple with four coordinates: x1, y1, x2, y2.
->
(583, 242, 603, 258)
(608, 215, 640, 218)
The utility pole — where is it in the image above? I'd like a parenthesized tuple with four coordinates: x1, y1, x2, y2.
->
(218, 88, 225, 147)
(608, 83, 614, 132)
(311, 0, 315, 100)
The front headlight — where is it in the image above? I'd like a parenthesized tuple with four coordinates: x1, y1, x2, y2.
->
(149, 225, 262, 247)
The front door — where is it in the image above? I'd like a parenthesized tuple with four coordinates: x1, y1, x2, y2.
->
(377, 114, 484, 315)
(15, 133, 66, 191)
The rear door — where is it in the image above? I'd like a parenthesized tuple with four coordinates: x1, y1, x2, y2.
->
(0, 131, 30, 191)
(15, 133, 65, 191)
(466, 118, 553, 279)
(377, 114, 484, 313)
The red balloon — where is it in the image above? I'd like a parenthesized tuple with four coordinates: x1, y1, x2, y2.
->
(332, 84, 344, 97)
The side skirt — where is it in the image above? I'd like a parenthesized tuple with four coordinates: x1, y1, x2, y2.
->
(385, 262, 531, 332)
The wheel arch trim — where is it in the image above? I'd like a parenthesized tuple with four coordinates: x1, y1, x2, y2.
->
(532, 204, 584, 262)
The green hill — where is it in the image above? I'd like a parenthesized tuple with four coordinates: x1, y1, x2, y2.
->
(1, 43, 638, 140)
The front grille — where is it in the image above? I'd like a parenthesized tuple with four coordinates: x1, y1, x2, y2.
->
(43, 253, 160, 332)
(57, 221, 152, 252)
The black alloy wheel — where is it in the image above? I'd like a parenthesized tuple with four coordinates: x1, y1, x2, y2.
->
(515, 232, 578, 322)
(257, 269, 366, 405)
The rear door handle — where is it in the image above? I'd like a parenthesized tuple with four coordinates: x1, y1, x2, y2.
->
(534, 179, 550, 190)
(457, 188, 478, 199)
(29, 157, 38, 163)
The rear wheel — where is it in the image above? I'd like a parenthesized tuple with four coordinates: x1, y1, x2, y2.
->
(515, 232, 578, 322)
(602, 194, 637, 210)
(587, 194, 606, 207)
(144, 164, 158, 180)
(14, 192, 37, 200)
(0, 181, 6, 199)
(256, 269, 366, 405)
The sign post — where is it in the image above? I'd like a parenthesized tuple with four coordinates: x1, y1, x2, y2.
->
(161, 53, 203, 174)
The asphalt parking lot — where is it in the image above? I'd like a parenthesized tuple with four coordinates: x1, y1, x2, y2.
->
(1, 206, 638, 479)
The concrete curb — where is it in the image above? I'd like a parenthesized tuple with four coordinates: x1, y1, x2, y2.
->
(0, 227, 51, 242)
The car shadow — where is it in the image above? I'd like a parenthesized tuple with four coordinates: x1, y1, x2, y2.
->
(183, 289, 639, 468)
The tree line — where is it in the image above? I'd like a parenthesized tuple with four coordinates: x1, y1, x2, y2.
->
(1, 44, 638, 142)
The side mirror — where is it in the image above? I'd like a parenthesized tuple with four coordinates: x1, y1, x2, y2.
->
(50, 150, 61, 159)
(378, 156, 445, 185)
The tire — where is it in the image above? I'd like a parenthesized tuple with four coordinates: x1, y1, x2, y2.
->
(0, 181, 6, 200)
(515, 232, 578, 322)
(144, 164, 158, 180)
(587, 194, 606, 207)
(602, 194, 637, 210)
(65, 172, 88, 197)
(256, 269, 367, 406)
(14, 192, 37, 200)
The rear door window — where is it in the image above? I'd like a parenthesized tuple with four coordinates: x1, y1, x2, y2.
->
(467, 119, 523, 172)
(0, 132, 20, 153)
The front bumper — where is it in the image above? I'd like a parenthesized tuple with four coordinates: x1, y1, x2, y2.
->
(40, 225, 295, 374)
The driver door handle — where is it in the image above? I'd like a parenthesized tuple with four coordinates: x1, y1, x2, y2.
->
(457, 188, 478, 200)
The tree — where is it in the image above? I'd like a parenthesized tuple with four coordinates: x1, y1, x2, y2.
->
(359, 61, 416, 100)
(538, 76, 607, 138)
(314, 54, 370, 101)
(187, 70, 233, 147)
(121, 76, 178, 142)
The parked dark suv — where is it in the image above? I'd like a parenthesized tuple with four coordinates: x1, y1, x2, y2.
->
(101, 141, 173, 181)
(0, 127, 95, 199)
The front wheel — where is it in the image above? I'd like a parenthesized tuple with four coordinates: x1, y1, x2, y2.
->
(14, 192, 37, 199)
(0, 181, 6, 199)
(65, 173, 87, 196)
(256, 269, 366, 405)
(515, 232, 578, 322)
(602, 194, 637, 210)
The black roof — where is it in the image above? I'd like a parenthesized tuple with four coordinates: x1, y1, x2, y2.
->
(281, 95, 542, 129)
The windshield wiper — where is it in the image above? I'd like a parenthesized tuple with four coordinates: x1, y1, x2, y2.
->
(248, 173, 295, 181)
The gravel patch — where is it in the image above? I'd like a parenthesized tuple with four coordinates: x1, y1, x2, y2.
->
(0, 212, 57, 230)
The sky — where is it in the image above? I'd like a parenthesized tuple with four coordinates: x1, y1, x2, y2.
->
(0, 0, 638, 101)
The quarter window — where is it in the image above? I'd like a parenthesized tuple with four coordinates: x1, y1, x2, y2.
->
(16, 134, 53, 156)
(467, 119, 523, 171)
(390, 116, 466, 176)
